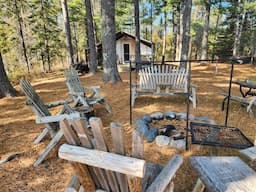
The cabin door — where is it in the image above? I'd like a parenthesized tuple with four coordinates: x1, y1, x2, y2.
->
(123, 44, 130, 61)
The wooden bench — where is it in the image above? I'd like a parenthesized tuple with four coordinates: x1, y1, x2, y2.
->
(221, 92, 256, 116)
(58, 116, 183, 192)
(132, 64, 197, 108)
(64, 70, 112, 113)
(20, 79, 74, 167)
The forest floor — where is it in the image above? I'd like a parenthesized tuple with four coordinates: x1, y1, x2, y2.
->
(1, 62, 256, 192)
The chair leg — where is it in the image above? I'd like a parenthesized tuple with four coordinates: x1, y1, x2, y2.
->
(191, 87, 197, 108)
(192, 178, 205, 192)
(131, 91, 137, 107)
(99, 99, 112, 113)
(33, 128, 49, 144)
(33, 129, 63, 167)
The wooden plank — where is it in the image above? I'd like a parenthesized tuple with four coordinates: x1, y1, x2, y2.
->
(128, 130, 144, 192)
(33, 128, 48, 144)
(59, 144, 146, 178)
(110, 122, 129, 192)
(72, 119, 109, 190)
(65, 174, 80, 192)
(60, 120, 96, 191)
(33, 129, 63, 167)
(192, 179, 205, 192)
(240, 146, 256, 160)
(189, 156, 256, 192)
(146, 155, 183, 192)
(89, 117, 121, 192)
(36, 113, 80, 124)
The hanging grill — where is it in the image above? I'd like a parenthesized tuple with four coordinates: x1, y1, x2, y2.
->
(190, 122, 253, 149)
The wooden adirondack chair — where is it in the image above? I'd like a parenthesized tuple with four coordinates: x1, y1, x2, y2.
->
(64, 70, 112, 113)
(20, 79, 74, 167)
(132, 64, 197, 108)
(57, 116, 183, 192)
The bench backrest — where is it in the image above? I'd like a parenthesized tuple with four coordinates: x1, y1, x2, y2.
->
(138, 64, 188, 92)
(64, 70, 85, 97)
(20, 80, 51, 117)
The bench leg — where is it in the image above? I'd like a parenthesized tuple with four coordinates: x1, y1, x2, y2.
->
(192, 178, 205, 192)
(33, 129, 63, 167)
(190, 87, 197, 108)
(131, 91, 137, 107)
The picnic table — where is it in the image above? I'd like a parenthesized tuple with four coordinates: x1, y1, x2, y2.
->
(232, 80, 256, 97)
(190, 156, 256, 192)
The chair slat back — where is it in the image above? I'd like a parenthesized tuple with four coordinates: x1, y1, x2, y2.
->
(20, 80, 51, 117)
(138, 64, 188, 92)
(60, 117, 144, 192)
(64, 70, 85, 96)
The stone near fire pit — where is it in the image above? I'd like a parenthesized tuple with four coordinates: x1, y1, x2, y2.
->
(194, 116, 216, 124)
(159, 125, 177, 137)
(142, 114, 152, 123)
(136, 119, 149, 135)
(155, 135, 170, 147)
(164, 111, 176, 120)
(144, 128, 158, 142)
(150, 112, 164, 120)
(169, 138, 186, 150)
(176, 112, 195, 120)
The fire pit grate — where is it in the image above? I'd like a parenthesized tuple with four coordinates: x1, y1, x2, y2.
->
(190, 122, 253, 149)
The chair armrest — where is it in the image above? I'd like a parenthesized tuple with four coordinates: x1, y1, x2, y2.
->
(84, 86, 101, 90)
(45, 98, 73, 109)
(145, 155, 183, 192)
(190, 83, 197, 88)
(36, 112, 80, 124)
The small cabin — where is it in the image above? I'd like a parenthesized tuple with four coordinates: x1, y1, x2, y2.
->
(96, 31, 154, 65)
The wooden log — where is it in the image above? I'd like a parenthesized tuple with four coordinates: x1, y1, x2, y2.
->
(60, 120, 96, 191)
(110, 122, 129, 192)
(65, 174, 80, 192)
(89, 117, 120, 192)
(145, 155, 183, 192)
(59, 144, 146, 178)
(33, 129, 63, 167)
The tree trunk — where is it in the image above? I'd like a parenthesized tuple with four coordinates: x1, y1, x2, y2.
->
(179, 0, 192, 68)
(61, 0, 74, 66)
(14, 0, 31, 73)
(101, 0, 122, 83)
(161, 2, 167, 64)
(175, 3, 181, 61)
(135, 0, 141, 63)
(171, 10, 177, 61)
(200, 2, 211, 61)
(233, 0, 247, 57)
(0, 53, 17, 98)
(85, 0, 98, 73)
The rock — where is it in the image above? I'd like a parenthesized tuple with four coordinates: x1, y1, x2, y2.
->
(155, 135, 170, 147)
(195, 117, 216, 124)
(169, 138, 186, 150)
(159, 125, 177, 136)
(164, 111, 176, 120)
(135, 119, 149, 135)
(176, 112, 195, 120)
(172, 132, 185, 140)
(142, 114, 152, 123)
(144, 128, 158, 142)
(150, 112, 164, 120)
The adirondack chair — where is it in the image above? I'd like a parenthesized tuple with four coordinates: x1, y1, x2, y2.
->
(132, 64, 197, 108)
(20, 79, 74, 167)
(64, 70, 112, 113)
(58, 116, 183, 192)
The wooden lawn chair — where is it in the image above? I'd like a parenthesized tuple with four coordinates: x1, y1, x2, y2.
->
(58, 116, 183, 192)
(132, 64, 197, 108)
(20, 79, 74, 167)
(64, 70, 112, 113)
